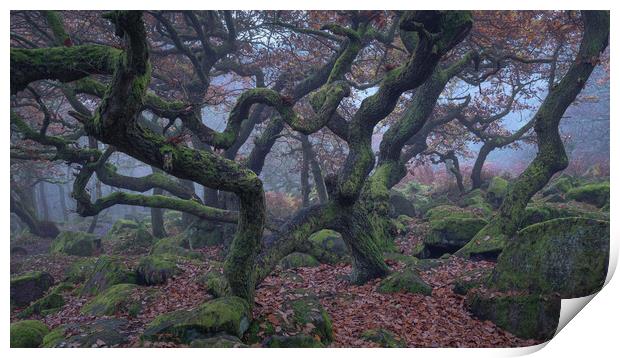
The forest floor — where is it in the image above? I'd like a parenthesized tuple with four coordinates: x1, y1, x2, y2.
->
(10, 218, 539, 348)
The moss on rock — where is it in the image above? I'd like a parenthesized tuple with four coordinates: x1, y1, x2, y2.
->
(422, 217, 488, 257)
(424, 205, 479, 221)
(490, 218, 609, 298)
(388, 190, 416, 218)
(41, 318, 130, 347)
(11, 271, 54, 307)
(565, 182, 609, 208)
(487, 176, 509, 208)
(190, 334, 247, 347)
(17, 289, 65, 318)
(284, 294, 334, 344)
(279, 252, 320, 269)
(521, 202, 608, 228)
(262, 334, 325, 348)
(377, 269, 432, 295)
(80, 255, 137, 296)
(360, 328, 406, 347)
(199, 270, 231, 298)
(150, 235, 203, 260)
(136, 254, 181, 285)
(64, 257, 98, 284)
(50, 231, 101, 256)
(81, 283, 144, 317)
(465, 289, 560, 341)
(303, 229, 350, 264)
(10, 320, 49, 347)
(142, 296, 251, 343)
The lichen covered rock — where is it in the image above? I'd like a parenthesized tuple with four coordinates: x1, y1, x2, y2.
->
(465, 289, 560, 341)
(142, 296, 251, 343)
(81, 283, 144, 317)
(521, 202, 608, 228)
(422, 217, 488, 257)
(64, 257, 98, 284)
(50, 231, 101, 257)
(490, 218, 609, 298)
(280, 252, 320, 269)
(80, 256, 136, 296)
(136, 254, 181, 285)
(11, 271, 54, 307)
(10, 320, 49, 347)
(377, 269, 432, 296)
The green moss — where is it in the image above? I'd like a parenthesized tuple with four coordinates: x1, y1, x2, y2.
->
(142, 296, 251, 343)
(360, 328, 406, 347)
(377, 270, 432, 295)
(199, 270, 231, 298)
(286, 295, 333, 344)
(566, 182, 609, 208)
(10, 320, 49, 347)
(151, 235, 203, 260)
(80, 256, 137, 296)
(487, 176, 509, 208)
(279, 252, 320, 269)
(81, 283, 143, 317)
(424, 217, 488, 254)
(454, 219, 507, 260)
(465, 290, 560, 341)
(136, 254, 181, 285)
(190, 334, 247, 347)
(41, 327, 65, 348)
(105, 220, 154, 255)
(18, 291, 65, 318)
(50, 231, 100, 256)
(425, 205, 478, 221)
(521, 202, 608, 228)
(490, 218, 609, 298)
(304, 229, 350, 264)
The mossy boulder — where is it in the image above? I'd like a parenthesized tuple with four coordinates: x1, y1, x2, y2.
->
(377, 269, 432, 296)
(42, 318, 129, 347)
(460, 189, 487, 207)
(105, 220, 154, 255)
(542, 174, 578, 197)
(190, 334, 248, 347)
(304, 229, 350, 264)
(17, 285, 68, 318)
(10, 320, 49, 348)
(263, 334, 325, 348)
(80, 256, 137, 296)
(142, 296, 251, 343)
(424, 205, 479, 221)
(422, 217, 488, 257)
(64, 257, 98, 283)
(453, 267, 492, 296)
(150, 236, 203, 260)
(199, 270, 231, 298)
(81, 283, 144, 317)
(454, 222, 507, 261)
(280, 252, 320, 269)
(11, 271, 54, 307)
(360, 328, 406, 347)
(136, 254, 181, 285)
(388, 190, 416, 218)
(566, 182, 609, 208)
(179, 221, 227, 249)
(465, 289, 560, 341)
(490, 218, 609, 298)
(50, 231, 101, 257)
(284, 294, 334, 344)
(486, 176, 509, 208)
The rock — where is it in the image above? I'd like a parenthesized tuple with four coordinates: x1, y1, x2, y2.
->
(199, 271, 231, 298)
(465, 289, 560, 341)
(377, 270, 432, 296)
(422, 217, 488, 257)
(50, 231, 101, 257)
(105, 220, 154, 255)
(279, 252, 320, 269)
(17, 286, 66, 318)
(388, 190, 416, 218)
(10, 320, 49, 347)
(542, 175, 578, 197)
(566, 182, 609, 208)
(42, 318, 130, 347)
(486, 176, 509, 208)
(150, 236, 203, 260)
(81, 283, 145, 317)
(179, 221, 227, 249)
(460, 189, 487, 207)
(360, 328, 406, 347)
(190, 334, 247, 348)
(262, 334, 324, 348)
(490, 218, 609, 298)
(284, 294, 334, 344)
(80, 256, 137, 296)
(11, 271, 54, 307)
(142, 296, 251, 343)
(136, 254, 181, 285)
(452, 267, 492, 296)
(304, 229, 350, 264)
(64, 257, 98, 284)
